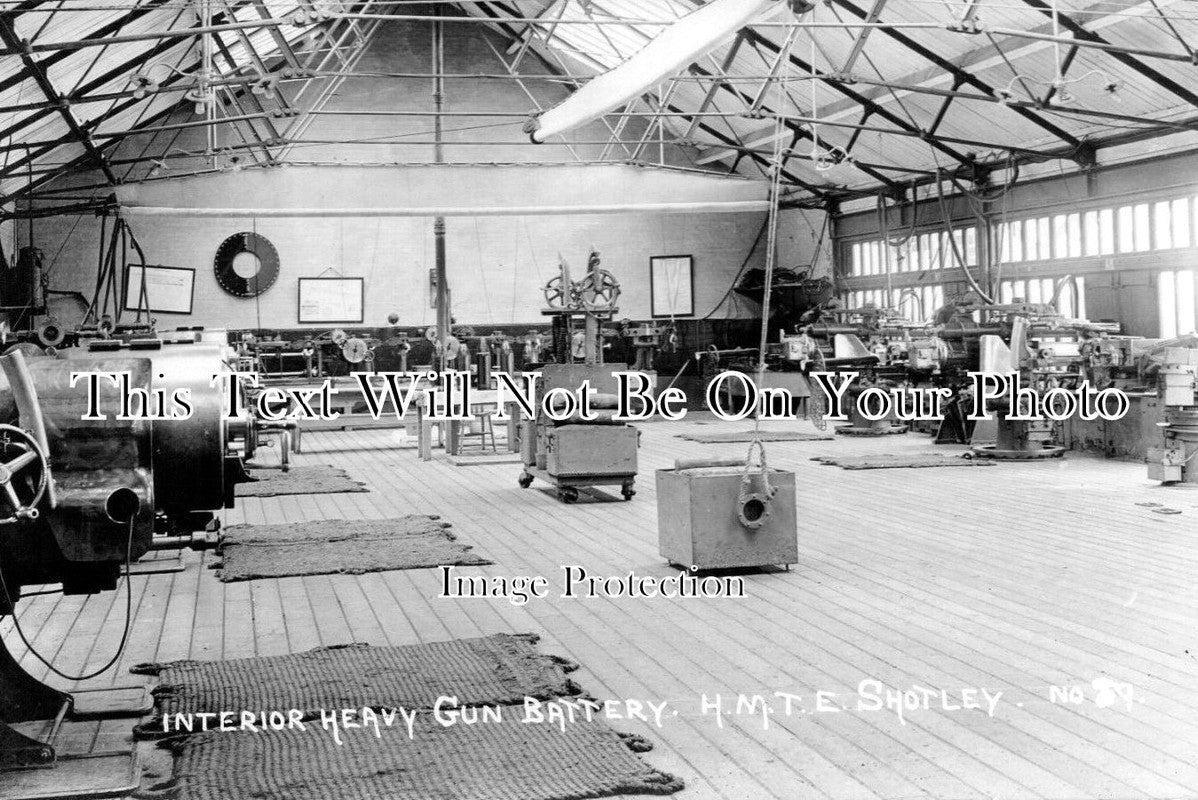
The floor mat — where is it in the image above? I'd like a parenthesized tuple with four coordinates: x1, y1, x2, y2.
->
(212, 517, 491, 581)
(159, 715, 683, 800)
(132, 633, 580, 725)
(678, 430, 833, 443)
(235, 464, 368, 497)
(812, 453, 995, 470)
(220, 515, 450, 545)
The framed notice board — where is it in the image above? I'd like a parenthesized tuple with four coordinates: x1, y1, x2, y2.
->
(298, 277, 364, 323)
(649, 254, 694, 318)
(125, 264, 195, 314)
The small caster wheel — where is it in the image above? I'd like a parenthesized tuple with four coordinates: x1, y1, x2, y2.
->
(621, 485, 635, 501)
(559, 486, 579, 503)
(518, 473, 533, 489)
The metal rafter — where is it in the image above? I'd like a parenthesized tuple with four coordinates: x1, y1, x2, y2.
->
(1020, 0, 1198, 109)
(827, 0, 1083, 150)
(0, 11, 119, 185)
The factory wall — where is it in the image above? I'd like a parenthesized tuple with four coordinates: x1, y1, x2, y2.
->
(28, 208, 792, 330)
(13, 14, 829, 334)
(833, 150, 1198, 337)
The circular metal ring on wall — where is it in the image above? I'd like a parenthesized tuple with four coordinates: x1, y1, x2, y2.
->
(214, 232, 280, 298)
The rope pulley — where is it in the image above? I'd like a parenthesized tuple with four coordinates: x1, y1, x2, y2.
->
(737, 440, 776, 530)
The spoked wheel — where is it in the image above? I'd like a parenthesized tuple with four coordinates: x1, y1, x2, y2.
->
(0, 424, 49, 524)
(577, 270, 620, 310)
(543, 275, 570, 309)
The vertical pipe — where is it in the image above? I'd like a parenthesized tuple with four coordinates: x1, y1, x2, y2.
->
(432, 5, 449, 371)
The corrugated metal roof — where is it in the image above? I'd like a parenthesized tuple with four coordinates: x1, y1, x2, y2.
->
(3, 0, 1198, 208)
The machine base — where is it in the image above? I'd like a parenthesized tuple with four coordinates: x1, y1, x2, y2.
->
(835, 424, 908, 436)
(971, 444, 1065, 460)
(0, 749, 139, 800)
(518, 467, 636, 502)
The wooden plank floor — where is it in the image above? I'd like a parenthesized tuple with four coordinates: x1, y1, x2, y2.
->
(4, 417, 1198, 799)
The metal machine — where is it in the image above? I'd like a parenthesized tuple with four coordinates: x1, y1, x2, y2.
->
(1148, 345, 1198, 483)
(0, 341, 256, 772)
(517, 253, 639, 502)
(516, 363, 639, 502)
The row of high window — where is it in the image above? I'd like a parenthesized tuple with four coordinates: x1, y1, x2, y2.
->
(848, 228, 979, 276)
(1159, 269, 1197, 339)
(846, 194, 1198, 277)
(843, 276, 1086, 324)
(845, 286, 945, 322)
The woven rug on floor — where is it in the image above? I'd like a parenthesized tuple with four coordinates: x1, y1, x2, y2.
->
(132, 633, 580, 729)
(812, 453, 995, 470)
(158, 715, 683, 800)
(235, 465, 368, 497)
(211, 517, 491, 581)
(677, 430, 833, 443)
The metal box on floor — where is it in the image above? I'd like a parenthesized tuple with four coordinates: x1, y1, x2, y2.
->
(656, 462, 797, 569)
(546, 424, 638, 477)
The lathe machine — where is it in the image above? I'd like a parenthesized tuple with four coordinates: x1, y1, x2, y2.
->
(0, 339, 257, 773)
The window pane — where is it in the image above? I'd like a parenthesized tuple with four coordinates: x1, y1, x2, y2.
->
(1172, 198, 1190, 248)
(1067, 213, 1081, 257)
(933, 285, 944, 310)
(1118, 206, 1135, 253)
(1053, 214, 1068, 259)
(1160, 270, 1177, 338)
(851, 243, 860, 275)
(919, 234, 931, 271)
(1055, 280, 1074, 317)
(1037, 218, 1051, 259)
(1134, 204, 1150, 251)
(1010, 220, 1023, 262)
(1024, 219, 1039, 260)
(1083, 210, 1099, 256)
(964, 227, 976, 265)
(1099, 208, 1115, 254)
(1000, 280, 1013, 304)
(952, 230, 964, 267)
(1028, 279, 1042, 304)
(1097, 208, 1116, 255)
(1076, 276, 1086, 319)
(1179, 269, 1196, 335)
(1155, 201, 1172, 250)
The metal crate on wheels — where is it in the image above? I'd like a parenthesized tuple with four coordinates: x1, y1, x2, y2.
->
(517, 363, 641, 502)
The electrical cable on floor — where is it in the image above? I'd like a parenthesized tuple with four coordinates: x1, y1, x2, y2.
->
(0, 515, 137, 682)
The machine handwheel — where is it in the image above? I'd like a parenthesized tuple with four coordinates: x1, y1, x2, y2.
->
(518, 473, 533, 489)
(0, 424, 49, 524)
(577, 270, 620, 310)
(543, 276, 569, 309)
(558, 486, 579, 503)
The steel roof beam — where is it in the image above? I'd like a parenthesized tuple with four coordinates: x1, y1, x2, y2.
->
(1019, 0, 1198, 109)
(827, 0, 1082, 149)
(0, 13, 119, 186)
(738, 28, 974, 169)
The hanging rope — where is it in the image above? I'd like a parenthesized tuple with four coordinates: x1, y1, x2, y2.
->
(737, 439, 776, 530)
